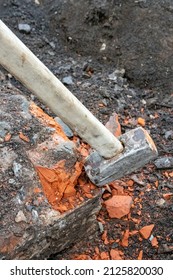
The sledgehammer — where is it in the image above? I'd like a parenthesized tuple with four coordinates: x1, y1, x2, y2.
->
(0, 20, 158, 186)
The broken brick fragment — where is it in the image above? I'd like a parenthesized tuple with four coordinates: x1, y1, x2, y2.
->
(4, 133, 12, 142)
(137, 117, 146, 127)
(150, 236, 158, 248)
(163, 193, 173, 200)
(19, 131, 30, 142)
(109, 181, 124, 195)
(139, 224, 155, 239)
(101, 230, 109, 245)
(121, 229, 129, 247)
(100, 251, 110, 260)
(137, 250, 143, 260)
(105, 112, 122, 137)
(36, 160, 83, 211)
(105, 195, 133, 218)
(0, 235, 22, 254)
(73, 254, 91, 260)
(110, 249, 123, 260)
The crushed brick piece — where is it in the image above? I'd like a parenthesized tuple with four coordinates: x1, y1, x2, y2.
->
(4, 133, 12, 142)
(121, 229, 129, 247)
(36, 160, 82, 212)
(0, 236, 21, 254)
(100, 251, 110, 260)
(105, 113, 121, 137)
(97, 216, 106, 225)
(105, 195, 133, 218)
(154, 180, 159, 188)
(110, 249, 123, 260)
(95, 246, 100, 255)
(73, 254, 91, 260)
(109, 181, 124, 195)
(19, 131, 30, 142)
(163, 193, 173, 200)
(139, 224, 155, 239)
(33, 187, 42, 194)
(102, 230, 109, 245)
(151, 236, 158, 248)
(137, 250, 143, 260)
(137, 117, 146, 127)
(85, 193, 93, 199)
(127, 179, 134, 187)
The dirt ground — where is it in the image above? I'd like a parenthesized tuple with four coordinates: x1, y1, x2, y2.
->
(0, 0, 173, 260)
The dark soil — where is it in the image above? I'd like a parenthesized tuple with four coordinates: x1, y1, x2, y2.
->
(0, 0, 173, 260)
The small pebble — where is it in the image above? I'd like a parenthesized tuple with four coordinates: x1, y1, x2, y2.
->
(154, 157, 173, 169)
(48, 51, 55, 56)
(12, 161, 22, 177)
(49, 41, 56, 49)
(0, 121, 11, 137)
(8, 178, 15, 184)
(18, 23, 31, 34)
(15, 210, 27, 223)
(62, 76, 74, 85)
(100, 43, 106, 51)
(98, 221, 104, 233)
(164, 130, 173, 140)
(32, 209, 39, 221)
(156, 198, 166, 207)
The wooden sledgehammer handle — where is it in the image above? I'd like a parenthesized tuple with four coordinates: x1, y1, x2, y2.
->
(0, 20, 123, 158)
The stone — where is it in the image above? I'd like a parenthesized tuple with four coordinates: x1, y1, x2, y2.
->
(108, 69, 125, 84)
(12, 161, 22, 177)
(156, 198, 166, 208)
(49, 41, 56, 49)
(0, 121, 11, 137)
(31, 209, 39, 221)
(98, 222, 104, 233)
(100, 42, 106, 51)
(15, 211, 27, 223)
(105, 113, 121, 137)
(108, 71, 118, 82)
(0, 147, 17, 172)
(8, 179, 16, 184)
(62, 76, 74, 85)
(164, 130, 173, 140)
(101, 89, 111, 98)
(130, 174, 145, 186)
(48, 51, 55, 56)
(154, 157, 173, 169)
(114, 84, 123, 92)
(101, 99, 108, 106)
(114, 68, 125, 77)
(18, 23, 31, 34)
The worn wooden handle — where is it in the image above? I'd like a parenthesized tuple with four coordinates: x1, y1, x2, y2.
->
(0, 20, 123, 158)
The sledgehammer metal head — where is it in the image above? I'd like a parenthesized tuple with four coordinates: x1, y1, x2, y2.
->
(84, 127, 158, 186)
